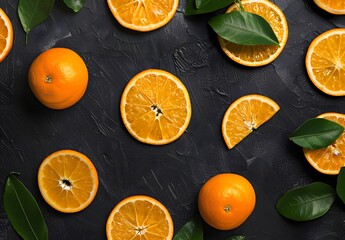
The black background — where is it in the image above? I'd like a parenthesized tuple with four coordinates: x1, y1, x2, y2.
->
(1, 0, 345, 239)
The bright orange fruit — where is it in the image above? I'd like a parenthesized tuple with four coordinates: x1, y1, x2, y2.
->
(304, 112, 345, 175)
(0, 8, 13, 62)
(120, 69, 192, 145)
(218, 0, 288, 67)
(107, 0, 179, 32)
(222, 94, 280, 149)
(106, 195, 174, 240)
(28, 48, 88, 109)
(198, 173, 256, 230)
(38, 150, 99, 213)
(313, 0, 345, 15)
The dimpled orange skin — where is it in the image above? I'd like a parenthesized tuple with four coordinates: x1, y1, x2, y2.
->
(28, 48, 88, 110)
(198, 173, 256, 230)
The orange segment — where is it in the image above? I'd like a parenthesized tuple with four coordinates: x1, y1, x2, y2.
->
(107, 0, 179, 31)
(222, 94, 280, 149)
(313, 0, 345, 15)
(120, 69, 192, 145)
(218, 0, 288, 67)
(38, 150, 99, 213)
(305, 28, 345, 96)
(304, 113, 345, 175)
(106, 195, 174, 240)
(0, 8, 13, 62)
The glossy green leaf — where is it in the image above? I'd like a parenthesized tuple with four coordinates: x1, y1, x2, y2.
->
(185, 0, 235, 16)
(173, 215, 203, 240)
(209, 11, 279, 46)
(4, 173, 48, 240)
(18, 0, 55, 40)
(337, 167, 345, 204)
(63, 0, 86, 12)
(289, 118, 344, 149)
(225, 236, 246, 240)
(276, 182, 336, 221)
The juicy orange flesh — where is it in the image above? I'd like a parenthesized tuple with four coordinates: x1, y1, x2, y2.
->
(310, 33, 345, 91)
(305, 115, 345, 172)
(125, 74, 188, 141)
(110, 0, 175, 26)
(40, 155, 94, 209)
(0, 16, 9, 54)
(225, 99, 278, 146)
(317, 0, 345, 10)
(222, 2, 285, 62)
(110, 200, 170, 239)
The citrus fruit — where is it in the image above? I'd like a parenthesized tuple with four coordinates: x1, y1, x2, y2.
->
(218, 0, 288, 67)
(120, 69, 192, 145)
(304, 112, 345, 175)
(28, 48, 88, 109)
(305, 28, 345, 96)
(313, 0, 345, 15)
(198, 173, 256, 230)
(106, 195, 174, 240)
(222, 94, 280, 149)
(0, 8, 13, 62)
(107, 0, 179, 32)
(38, 149, 98, 213)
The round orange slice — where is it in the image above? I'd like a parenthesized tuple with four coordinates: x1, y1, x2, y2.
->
(313, 0, 345, 15)
(305, 28, 345, 96)
(304, 112, 345, 175)
(120, 69, 192, 145)
(107, 0, 179, 32)
(106, 195, 174, 240)
(222, 94, 280, 149)
(0, 8, 13, 62)
(218, 0, 288, 67)
(38, 150, 99, 213)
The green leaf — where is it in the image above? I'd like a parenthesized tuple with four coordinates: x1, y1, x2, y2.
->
(209, 11, 279, 46)
(18, 0, 55, 41)
(225, 236, 246, 240)
(276, 182, 336, 221)
(173, 215, 203, 240)
(4, 173, 48, 240)
(63, 0, 86, 12)
(185, 0, 235, 16)
(337, 167, 345, 204)
(289, 118, 344, 149)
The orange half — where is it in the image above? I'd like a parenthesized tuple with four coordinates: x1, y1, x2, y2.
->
(106, 195, 174, 240)
(314, 0, 345, 15)
(0, 8, 13, 62)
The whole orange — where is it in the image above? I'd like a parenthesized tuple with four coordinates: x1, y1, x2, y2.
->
(198, 173, 256, 230)
(28, 48, 88, 110)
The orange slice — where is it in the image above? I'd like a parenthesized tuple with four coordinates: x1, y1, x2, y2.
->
(106, 195, 174, 240)
(38, 150, 99, 213)
(0, 8, 13, 62)
(305, 28, 345, 96)
(304, 112, 345, 175)
(222, 94, 280, 149)
(313, 0, 345, 15)
(218, 0, 288, 67)
(107, 0, 179, 32)
(120, 69, 192, 145)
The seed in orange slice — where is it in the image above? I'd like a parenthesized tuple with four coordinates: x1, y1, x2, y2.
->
(120, 69, 192, 145)
(222, 94, 280, 149)
(0, 8, 13, 63)
(304, 112, 345, 175)
(38, 150, 99, 213)
(305, 28, 345, 96)
(107, 0, 179, 32)
(218, 0, 288, 67)
(313, 0, 345, 15)
(106, 195, 174, 240)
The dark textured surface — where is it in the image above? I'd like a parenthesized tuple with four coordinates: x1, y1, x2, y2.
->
(1, 0, 345, 239)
